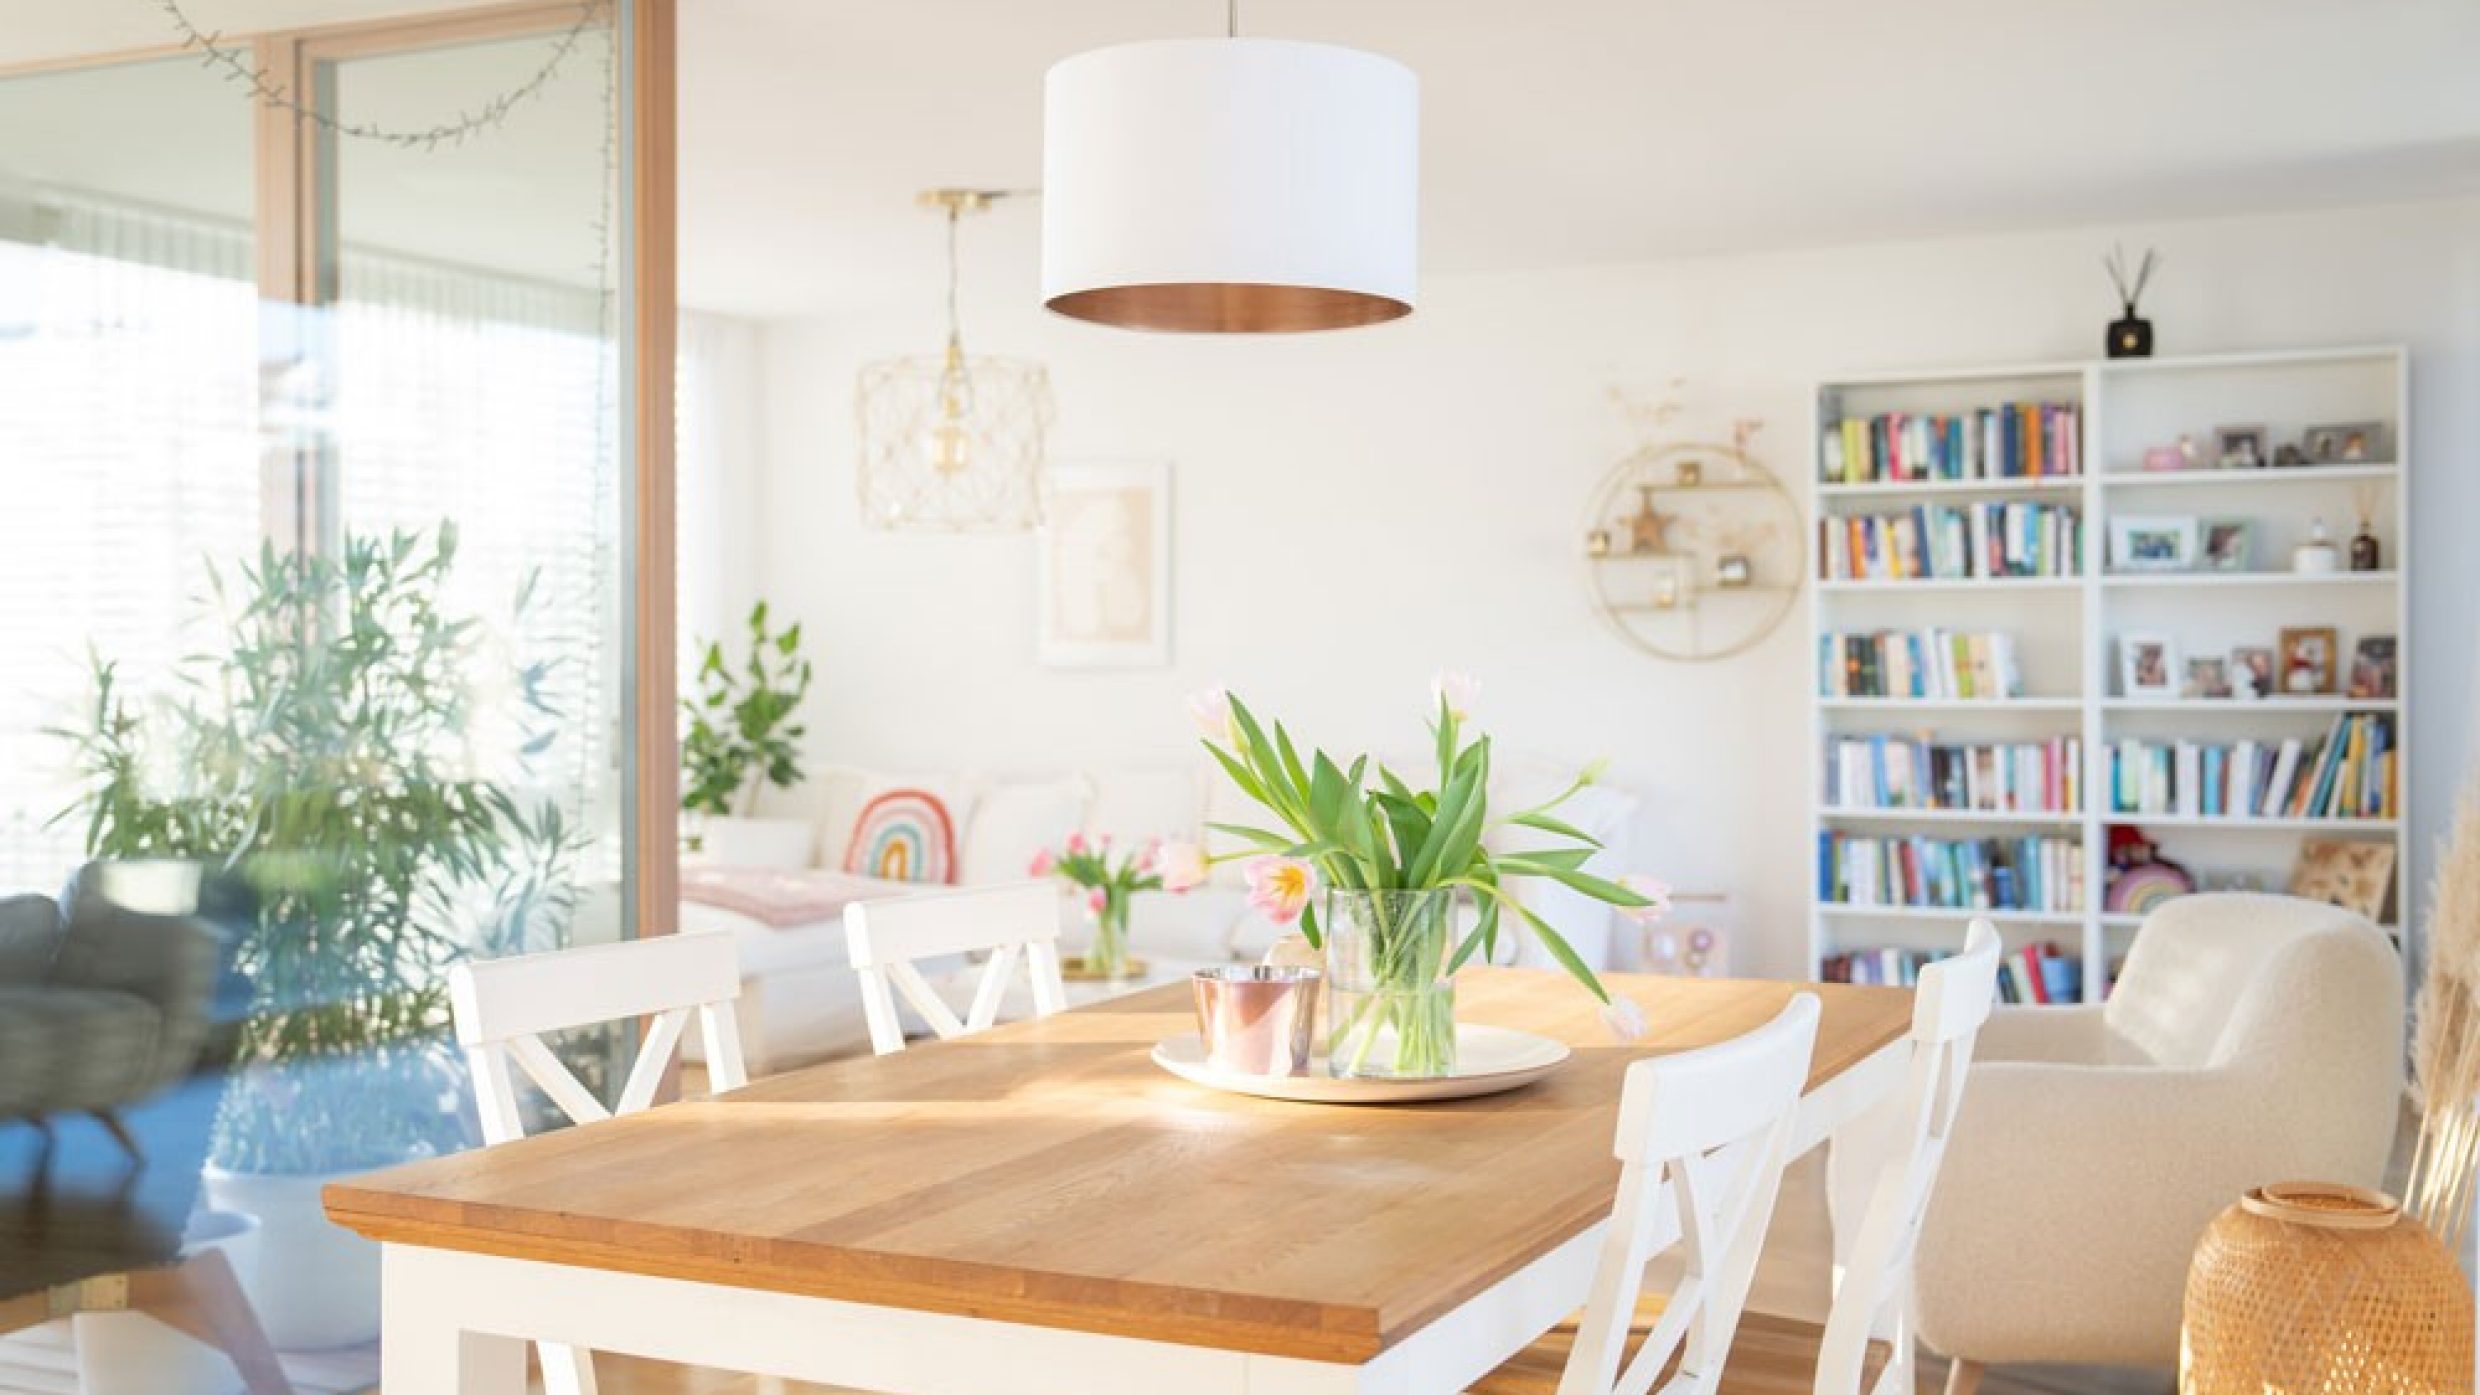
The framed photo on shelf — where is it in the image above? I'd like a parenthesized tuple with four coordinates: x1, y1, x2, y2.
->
(2119, 632, 2180, 699)
(2277, 625, 2339, 696)
(2230, 645, 2276, 700)
(2109, 515, 2199, 573)
(2303, 421, 2390, 465)
(2184, 656, 2232, 700)
(2288, 839, 2395, 921)
(2213, 424, 2269, 470)
(2348, 635, 2398, 700)
(2199, 518, 2254, 572)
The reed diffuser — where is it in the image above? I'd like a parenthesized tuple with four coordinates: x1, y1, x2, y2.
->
(2103, 243, 2160, 359)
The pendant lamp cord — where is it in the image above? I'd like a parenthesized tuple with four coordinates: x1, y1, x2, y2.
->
(1227, 0, 1238, 37)
(943, 199, 964, 357)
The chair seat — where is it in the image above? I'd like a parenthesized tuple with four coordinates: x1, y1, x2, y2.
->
(1471, 1295, 1892, 1395)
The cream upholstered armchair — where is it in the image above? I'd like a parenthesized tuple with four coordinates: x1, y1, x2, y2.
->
(1912, 893, 2402, 1389)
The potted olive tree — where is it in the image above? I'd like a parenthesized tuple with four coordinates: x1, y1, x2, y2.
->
(59, 525, 578, 1349)
(681, 600, 816, 866)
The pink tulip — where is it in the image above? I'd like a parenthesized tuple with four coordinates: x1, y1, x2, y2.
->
(1064, 830, 1089, 856)
(1156, 841, 1209, 893)
(1617, 874, 1673, 924)
(1187, 686, 1238, 744)
(1027, 848, 1054, 878)
(1086, 887, 1109, 916)
(1246, 857, 1315, 926)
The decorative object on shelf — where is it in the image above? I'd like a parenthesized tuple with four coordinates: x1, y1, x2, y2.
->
(1188, 680, 1665, 1078)
(2102, 243, 2160, 359)
(2273, 441, 2308, 467)
(2199, 518, 2253, 573)
(2348, 636, 2398, 700)
(1037, 460, 1173, 668)
(2143, 436, 2199, 472)
(2230, 645, 2276, 701)
(2279, 626, 2340, 695)
(2103, 827, 2195, 916)
(1584, 528, 1612, 558)
(2110, 514, 2199, 572)
(1035, 831, 1186, 982)
(2213, 424, 2268, 470)
(1584, 419, 1802, 662)
(2288, 840, 2397, 920)
(1638, 893, 1731, 977)
(1041, 1, 1416, 332)
(859, 189, 1054, 531)
(2349, 484, 2384, 572)
(2119, 632, 2181, 699)
(681, 600, 815, 826)
(2408, 784, 2480, 1249)
(2292, 517, 2341, 574)
(2304, 421, 2390, 465)
(2181, 1182, 2472, 1395)
(2185, 656, 2233, 700)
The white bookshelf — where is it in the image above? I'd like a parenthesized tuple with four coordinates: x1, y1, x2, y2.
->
(1808, 346, 2410, 1005)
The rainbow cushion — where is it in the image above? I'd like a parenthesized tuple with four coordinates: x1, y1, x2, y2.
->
(841, 788, 958, 884)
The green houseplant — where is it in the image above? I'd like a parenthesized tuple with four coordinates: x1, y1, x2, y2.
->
(57, 524, 579, 1346)
(681, 600, 814, 819)
(1188, 676, 1668, 1078)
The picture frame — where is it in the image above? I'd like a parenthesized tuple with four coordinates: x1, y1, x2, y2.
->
(2109, 515, 2199, 573)
(2198, 518, 2254, 573)
(2184, 656, 2232, 700)
(2302, 421, 2390, 465)
(2213, 424, 2269, 470)
(2229, 646, 2276, 701)
(2118, 632, 2180, 699)
(2287, 838, 2396, 921)
(2347, 635, 2398, 700)
(1037, 460, 1173, 669)
(2277, 625, 2339, 696)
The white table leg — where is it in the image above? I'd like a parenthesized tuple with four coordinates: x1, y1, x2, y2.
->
(381, 1246, 527, 1394)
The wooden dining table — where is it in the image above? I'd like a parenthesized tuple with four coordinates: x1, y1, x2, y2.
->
(326, 968, 1914, 1395)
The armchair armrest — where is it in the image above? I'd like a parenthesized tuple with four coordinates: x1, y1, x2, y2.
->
(1914, 1060, 2275, 1368)
(1971, 1003, 2108, 1064)
(0, 894, 61, 984)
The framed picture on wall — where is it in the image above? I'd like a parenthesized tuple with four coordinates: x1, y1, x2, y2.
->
(1037, 460, 1173, 668)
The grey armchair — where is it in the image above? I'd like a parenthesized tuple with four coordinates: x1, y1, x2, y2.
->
(0, 871, 224, 1157)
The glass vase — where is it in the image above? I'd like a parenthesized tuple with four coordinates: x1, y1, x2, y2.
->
(1322, 888, 1459, 1079)
(1087, 893, 1131, 982)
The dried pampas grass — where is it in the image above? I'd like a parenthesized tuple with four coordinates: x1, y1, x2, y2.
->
(2408, 779, 2480, 1248)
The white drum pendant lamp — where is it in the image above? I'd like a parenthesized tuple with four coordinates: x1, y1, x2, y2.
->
(1041, 14, 1418, 333)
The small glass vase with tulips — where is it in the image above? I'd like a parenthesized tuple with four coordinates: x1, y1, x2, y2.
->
(1032, 832, 1197, 982)
(1188, 674, 1670, 1079)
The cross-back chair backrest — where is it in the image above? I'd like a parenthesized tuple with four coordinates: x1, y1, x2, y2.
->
(844, 881, 1067, 1055)
(448, 932, 748, 1146)
(1813, 918, 2002, 1395)
(1558, 992, 1823, 1395)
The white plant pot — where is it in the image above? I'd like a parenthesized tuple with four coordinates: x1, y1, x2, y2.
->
(72, 1209, 261, 1395)
(201, 1166, 381, 1352)
(690, 814, 815, 868)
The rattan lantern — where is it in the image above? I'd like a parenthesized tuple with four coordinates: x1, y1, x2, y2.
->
(2183, 1182, 2473, 1395)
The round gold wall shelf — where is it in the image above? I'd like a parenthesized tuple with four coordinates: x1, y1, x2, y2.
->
(1581, 441, 1804, 662)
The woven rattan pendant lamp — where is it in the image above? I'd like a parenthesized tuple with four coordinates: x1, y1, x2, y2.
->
(1040, 1, 1418, 333)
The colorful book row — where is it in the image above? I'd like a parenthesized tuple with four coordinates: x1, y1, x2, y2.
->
(1822, 941, 2082, 1003)
(1819, 629, 2025, 700)
(1819, 402, 2082, 484)
(1818, 502, 2082, 581)
(1824, 735, 2082, 814)
(2105, 713, 2398, 821)
(1818, 833, 2085, 914)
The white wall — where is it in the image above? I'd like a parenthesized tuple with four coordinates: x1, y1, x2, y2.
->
(737, 197, 2480, 978)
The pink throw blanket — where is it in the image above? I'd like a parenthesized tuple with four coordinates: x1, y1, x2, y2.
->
(679, 866, 919, 929)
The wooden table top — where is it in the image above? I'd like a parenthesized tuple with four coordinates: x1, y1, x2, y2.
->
(325, 969, 1911, 1364)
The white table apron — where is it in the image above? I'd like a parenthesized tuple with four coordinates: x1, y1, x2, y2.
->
(380, 1036, 1910, 1395)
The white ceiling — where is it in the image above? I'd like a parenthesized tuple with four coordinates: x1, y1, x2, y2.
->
(8, 1, 2479, 319)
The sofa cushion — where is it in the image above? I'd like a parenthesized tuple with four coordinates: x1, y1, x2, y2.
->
(964, 775, 1090, 886)
(0, 893, 61, 984)
(0, 984, 163, 1114)
(817, 767, 978, 885)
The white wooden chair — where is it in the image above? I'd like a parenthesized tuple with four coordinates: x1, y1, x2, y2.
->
(1814, 918, 2002, 1395)
(446, 932, 749, 1395)
(844, 881, 1068, 1055)
(1476, 992, 1824, 1395)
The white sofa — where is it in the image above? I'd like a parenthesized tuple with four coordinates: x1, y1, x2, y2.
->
(684, 758, 1640, 1072)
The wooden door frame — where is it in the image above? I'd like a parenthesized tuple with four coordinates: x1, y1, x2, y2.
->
(3, 1, 680, 942)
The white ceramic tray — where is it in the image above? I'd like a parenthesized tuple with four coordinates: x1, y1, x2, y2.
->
(1150, 1025, 1571, 1105)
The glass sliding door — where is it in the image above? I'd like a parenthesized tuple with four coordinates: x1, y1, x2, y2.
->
(0, 4, 662, 1383)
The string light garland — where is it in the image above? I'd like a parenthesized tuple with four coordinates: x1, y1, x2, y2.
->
(153, 0, 608, 150)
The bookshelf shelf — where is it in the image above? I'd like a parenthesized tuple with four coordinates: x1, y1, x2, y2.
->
(1811, 346, 2411, 1008)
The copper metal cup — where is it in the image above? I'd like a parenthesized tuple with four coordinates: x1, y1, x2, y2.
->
(1192, 966, 1321, 1076)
